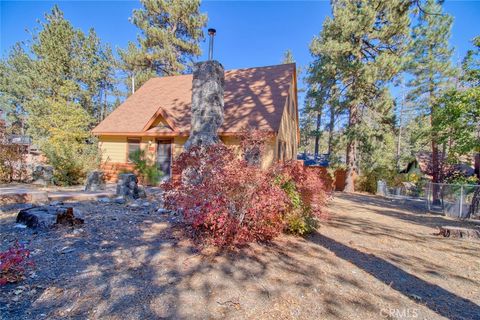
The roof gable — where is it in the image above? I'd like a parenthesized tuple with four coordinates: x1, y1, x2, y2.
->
(92, 63, 296, 135)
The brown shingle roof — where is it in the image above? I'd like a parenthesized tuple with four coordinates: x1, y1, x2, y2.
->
(92, 63, 296, 135)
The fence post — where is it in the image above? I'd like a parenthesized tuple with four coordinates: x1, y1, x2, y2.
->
(459, 185, 464, 218)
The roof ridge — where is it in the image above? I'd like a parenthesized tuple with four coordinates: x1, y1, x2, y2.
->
(225, 63, 295, 73)
(147, 63, 295, 81)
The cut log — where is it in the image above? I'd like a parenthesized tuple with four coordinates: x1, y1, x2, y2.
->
(16, 206, 84, 229)
(56, 207, 84, 226)
(436, 226, 480, 240)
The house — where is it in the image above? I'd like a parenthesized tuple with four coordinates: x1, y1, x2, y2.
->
(401, 151, 475, 179)
(92, 63, 299, 181)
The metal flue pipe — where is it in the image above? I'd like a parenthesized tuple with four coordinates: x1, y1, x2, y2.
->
(208, 28, 216, 60)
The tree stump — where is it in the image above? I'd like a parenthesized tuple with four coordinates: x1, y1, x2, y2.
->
(436, 226, 480, 240)
(16, 206, 84, 229)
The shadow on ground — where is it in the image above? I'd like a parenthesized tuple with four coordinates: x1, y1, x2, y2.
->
(309, 231, 480, 320)
(1, 193, 479, 319)
(333, 192, 480, 229)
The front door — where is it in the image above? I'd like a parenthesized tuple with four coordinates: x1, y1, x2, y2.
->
(156, 140, 172, 178)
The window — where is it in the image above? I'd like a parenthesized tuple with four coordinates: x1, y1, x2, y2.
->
(127, 138, 141, 162)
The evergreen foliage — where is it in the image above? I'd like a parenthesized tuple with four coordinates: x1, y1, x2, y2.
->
(119, 0, 207, 92)
(307, 0, 411, 192)
(0, 6, 116, 185)
(405, 0, 455, 184)
(129, 149, 164, 185)
(282, 49, 295, 64)
(432, 36, 480, 181)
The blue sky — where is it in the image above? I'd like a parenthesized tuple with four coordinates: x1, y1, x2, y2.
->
(1, 0, 480, 105)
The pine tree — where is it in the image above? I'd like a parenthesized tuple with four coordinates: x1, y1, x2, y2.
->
(77, 29, 119, 121)
(406, 0, 455, 185)
(282, 49, 294, 64)
(305, 49, 339, 158)
(299, 102, 316, 154)
(119, 0, 207, 93)
(309, 0, 411, 192)
(432, 36, 480, 182)
(463, 36, 480, 180)
(0, 6, 118, 184)
(0, 44, 34, 134)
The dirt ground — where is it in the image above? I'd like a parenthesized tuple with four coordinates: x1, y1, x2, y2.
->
(1, 193, 479, 320)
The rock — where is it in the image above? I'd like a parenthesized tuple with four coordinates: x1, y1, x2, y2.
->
(73, 208, 84, 220)
(73, 228, 84, 235)
(116, 173, 145, 200)
(114, 196, 126, 204)
(116, 185, 128, 196)
(59, 247, 75, 254)
(184, 60, 225, 150)
(32, 165, 54, 186)
(97, 197, 111, 203)
(157, 208, 169, 214)
(16, 206, 84, 229)
(128, 189, 138, 198)
(84, 170, 106, 192)
(137, 186, 147, 199)
(128, 181, 137, 189)
(49, 201, 64, 206)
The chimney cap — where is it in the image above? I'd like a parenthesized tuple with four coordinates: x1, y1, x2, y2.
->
(208, 28, 216, 35)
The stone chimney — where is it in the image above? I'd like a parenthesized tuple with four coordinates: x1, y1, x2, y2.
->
(184, 60, 225, 150)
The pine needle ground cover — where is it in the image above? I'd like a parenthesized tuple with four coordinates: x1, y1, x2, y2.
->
(1, 194, 479, 319)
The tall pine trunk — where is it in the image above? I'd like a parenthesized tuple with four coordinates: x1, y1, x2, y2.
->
(344, 104, 358, 193)
(429, 81, 441, 203)
(314, 108, 323, 157)
(475, 120, 480, 180)
(327, 103, 335, 155)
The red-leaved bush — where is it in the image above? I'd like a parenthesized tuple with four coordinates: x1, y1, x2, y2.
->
(271, 160, 328, 218)
(0, 242, 33, 285)
(163, 144, 289, 246)
(163, 130, 329, 246)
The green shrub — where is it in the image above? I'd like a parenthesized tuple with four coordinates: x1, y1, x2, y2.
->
(445, 173, 479, 185)
(274, 163, 326, 236)
(129, 149, 163, 185)
(284, 209, 318, 235)
(356, 167, 397, 193)
(43, 139, 100, 186)
(280, 179, 302, 208)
